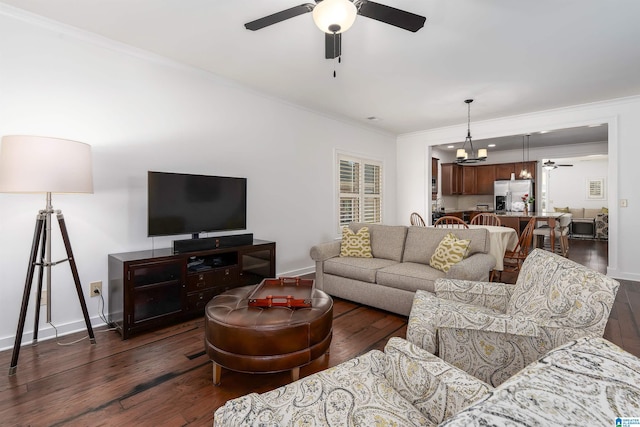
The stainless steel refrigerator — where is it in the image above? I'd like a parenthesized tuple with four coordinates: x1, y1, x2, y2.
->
(494, 179, 534, 212)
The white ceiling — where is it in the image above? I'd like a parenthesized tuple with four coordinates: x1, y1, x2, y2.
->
(2, 0, 640, 138)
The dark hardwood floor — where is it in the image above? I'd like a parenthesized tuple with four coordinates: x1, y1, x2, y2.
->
(0, 238, 637, 426)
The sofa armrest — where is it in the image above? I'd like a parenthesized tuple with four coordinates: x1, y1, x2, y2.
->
(446, 253, 496, 281)
(309, 240, 341, 262)
(383, 337, 492, 425)
(435, 278, 514, 312)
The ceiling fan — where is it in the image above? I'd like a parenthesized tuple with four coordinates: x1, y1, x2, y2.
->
(543, 160, 574, 170)
(244, 0, 426, 60)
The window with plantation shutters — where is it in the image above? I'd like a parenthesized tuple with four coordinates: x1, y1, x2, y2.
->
(338, 154, 382, 228)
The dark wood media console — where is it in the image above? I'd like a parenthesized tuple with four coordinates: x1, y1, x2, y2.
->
(108, 239, 275, 339)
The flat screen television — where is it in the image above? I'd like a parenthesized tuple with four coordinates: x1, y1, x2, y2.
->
(148, 171, 247, 237)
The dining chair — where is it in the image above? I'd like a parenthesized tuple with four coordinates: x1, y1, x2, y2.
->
(409, 212, 426, 226)
(533, 214, 573, 256)
(498, 216, 537, 279)
(470, 213, 501, 226)
(433, 216, 469, 228)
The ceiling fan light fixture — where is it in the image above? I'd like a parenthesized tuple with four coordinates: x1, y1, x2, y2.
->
(312, 0, 357, 33)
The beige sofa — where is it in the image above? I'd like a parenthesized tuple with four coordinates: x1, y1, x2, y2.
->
(557, 207, 605, 238)
(310, 223, 495, 316)
(214, 336, 640, 426)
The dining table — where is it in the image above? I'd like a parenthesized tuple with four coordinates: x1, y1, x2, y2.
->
(466, 224, 518, 271)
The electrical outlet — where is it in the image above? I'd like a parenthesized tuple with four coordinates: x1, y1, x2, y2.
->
(41, 289, 47, 306)
(90, 281, 102, 297)
(620, 199, 628, 208)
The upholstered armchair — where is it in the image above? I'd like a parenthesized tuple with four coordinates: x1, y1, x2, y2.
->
(406, 248, 620, 386)
(214, 337, 491, 426)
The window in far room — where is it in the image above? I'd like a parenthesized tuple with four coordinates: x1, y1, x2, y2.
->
(338, 154, 382, 228)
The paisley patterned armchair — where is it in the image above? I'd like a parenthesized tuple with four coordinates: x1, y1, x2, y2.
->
(407, 248, 620, 386)
(213, 337, 491, 426)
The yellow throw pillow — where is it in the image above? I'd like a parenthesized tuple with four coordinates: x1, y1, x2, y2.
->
(554, 207, 570, 213)
(429, 233, 471, 273)
(340, 226, 373, 258)
(602, 207, 609, 214)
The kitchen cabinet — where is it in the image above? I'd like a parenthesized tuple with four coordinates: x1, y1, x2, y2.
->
(441, 163, 462, 195)
(443, 161, 536, 196)
(462, 166, 476, 195)
(495, 163, 516, 180)
(431, 157, 439, 200)
(475, 165, 496, 195)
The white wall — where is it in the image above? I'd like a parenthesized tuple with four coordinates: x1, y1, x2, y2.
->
(546, 158, 609, 211)
(0, 11, 397, 349)
(397, 96, 640, 282)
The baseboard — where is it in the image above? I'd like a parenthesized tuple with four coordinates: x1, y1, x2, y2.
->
(0, 316, 108, 352)
(277, 265, 315, 278)
(607, 268, 640, 283)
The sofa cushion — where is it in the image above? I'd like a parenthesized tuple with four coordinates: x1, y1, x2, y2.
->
(377, 262, 445, 293)
(569, 207, 584, 218)
(324, 256, 399, 283)
(429, 233, 471, 273)
(583, 208, 601, 219)
(351, 223, 408, 262)
(403, 227, 489, 265)
(340, 226, 373, 258)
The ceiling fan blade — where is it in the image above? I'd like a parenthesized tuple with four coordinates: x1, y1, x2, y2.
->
(357, 0, 426, 32)
(245, 3, 315, 31)
(558, 164, 574, 167)
(325, 32, 342, 59)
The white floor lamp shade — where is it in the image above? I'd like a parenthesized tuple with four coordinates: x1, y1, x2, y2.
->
(0, 135, 93, 194)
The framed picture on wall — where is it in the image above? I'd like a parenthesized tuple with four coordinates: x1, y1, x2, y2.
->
(587, 178, 605, 200)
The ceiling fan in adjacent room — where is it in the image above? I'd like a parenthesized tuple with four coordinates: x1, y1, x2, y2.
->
(543, 160, 574, 170)
(244, 0, 426, 61)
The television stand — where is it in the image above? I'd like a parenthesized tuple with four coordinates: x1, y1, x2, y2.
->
(108, 239, 275, 339)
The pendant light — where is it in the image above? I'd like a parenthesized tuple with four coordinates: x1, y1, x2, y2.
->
(519, 134, 532, 179)
(456, 99, 487, 163)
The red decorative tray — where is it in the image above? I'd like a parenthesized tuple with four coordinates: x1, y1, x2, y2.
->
(248, 277, 315, 308)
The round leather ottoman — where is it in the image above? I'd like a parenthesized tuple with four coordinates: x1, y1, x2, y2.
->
(204, 284, 333, 385)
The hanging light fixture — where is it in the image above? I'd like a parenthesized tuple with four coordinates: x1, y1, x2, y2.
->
(519, 134, 532, 179)
(456, 99, 487, 163)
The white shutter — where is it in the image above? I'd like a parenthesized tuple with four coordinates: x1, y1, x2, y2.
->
(338, 154, 382, 227)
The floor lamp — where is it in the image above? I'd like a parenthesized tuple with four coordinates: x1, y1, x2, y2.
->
(0, 135, 96, 376)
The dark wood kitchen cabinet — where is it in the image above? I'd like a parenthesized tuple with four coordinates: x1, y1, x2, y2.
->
(476, 165, 496, 195)
(462, 166, 476, 195)
(495, 163, 516, 180)
(441, 163, 462, 195)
